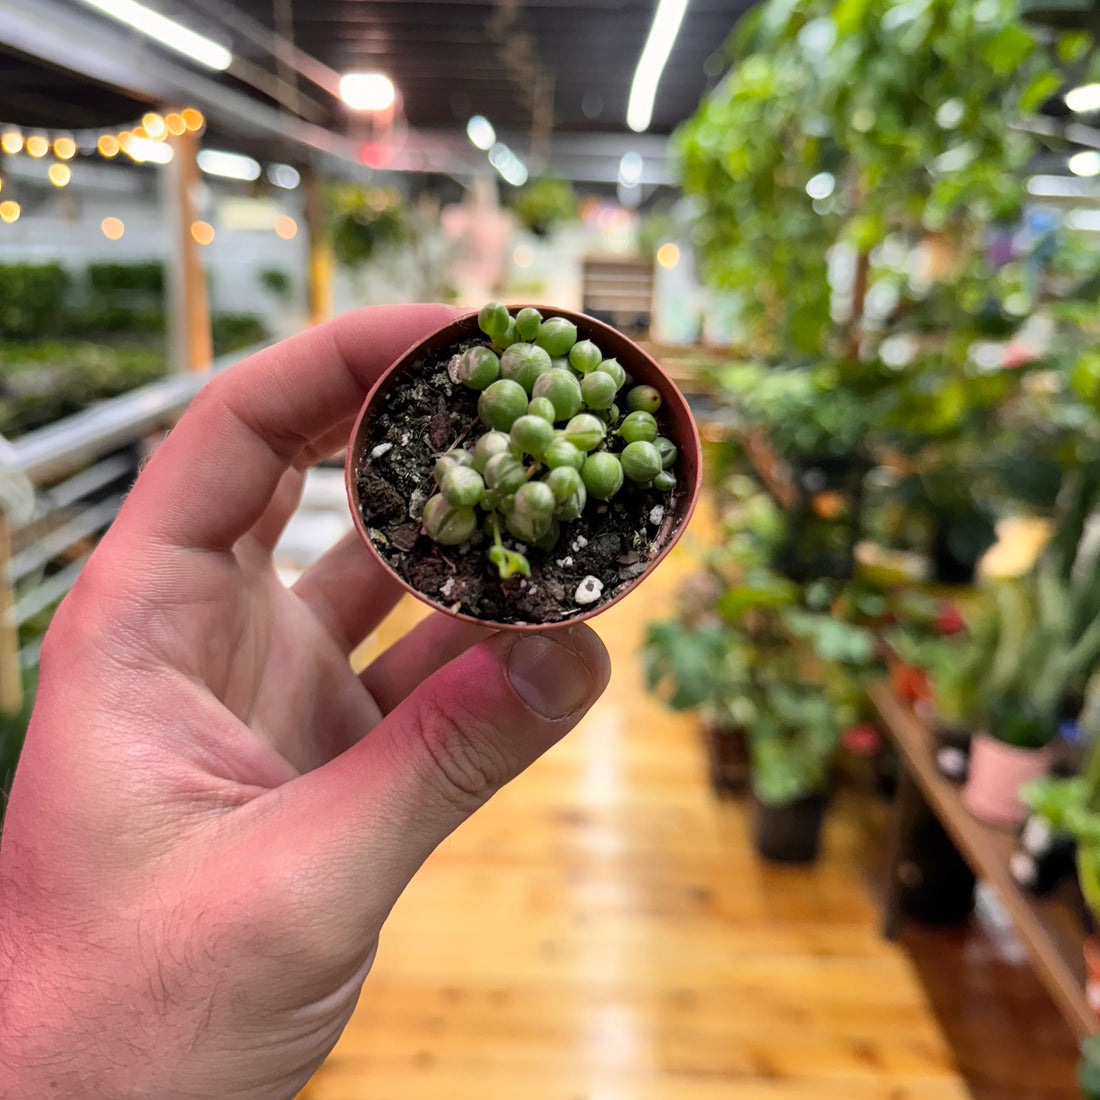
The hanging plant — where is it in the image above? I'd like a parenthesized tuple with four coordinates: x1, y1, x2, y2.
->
(510, 177, 578, 238)
(327, 183, 407, 271)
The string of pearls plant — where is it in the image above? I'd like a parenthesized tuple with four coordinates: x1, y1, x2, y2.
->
(423, 302, 679, 580)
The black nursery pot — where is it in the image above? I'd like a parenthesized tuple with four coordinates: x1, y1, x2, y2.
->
(345, 306, 703, 630)
(752, 791, 828, 864)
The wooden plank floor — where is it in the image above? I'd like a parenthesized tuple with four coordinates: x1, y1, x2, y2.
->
(300, 505, 970, 1100)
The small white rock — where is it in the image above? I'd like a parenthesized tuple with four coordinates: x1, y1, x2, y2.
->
(649, 505, 665, 526)
(572, 535, 589, 551)
(574, 575, 604, 605)
(370, 442, 394, 458)
(440, 577, 457, 599)
(555, 556, 574, 568)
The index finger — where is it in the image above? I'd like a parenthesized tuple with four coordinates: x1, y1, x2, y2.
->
(122, 304, 461, 551)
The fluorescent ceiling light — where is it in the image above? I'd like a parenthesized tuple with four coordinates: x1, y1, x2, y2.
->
(340, 73, 396, 111)
(1065, 208, 1100, 232)
(77, 0, 232, 71)
(267, 163, 301, 190)
(467, 116, 496, 151)
(1066, 84, 1100, 113)
(1026, 174, 1094, 198)
(1069, 150, 1100, 178)
(627, 0, 690, 133)
(619, 151, 643, 188)
(198, 149, 261, 181)
(488, 142, 527, 187)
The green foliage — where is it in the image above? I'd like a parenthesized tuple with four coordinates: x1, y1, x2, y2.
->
(0, 264, 70, 338)
(0, 342, 168, 437)
(258, 268, 293, 300)
(510, 177, 578, 237)
(328, 184, 407, 271)
(86, 261, 165, 296)
(0, 668, 38, 816)
(211, 314, 270, 355)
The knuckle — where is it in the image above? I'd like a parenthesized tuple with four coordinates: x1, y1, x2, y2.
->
(408, 699, 510, 815)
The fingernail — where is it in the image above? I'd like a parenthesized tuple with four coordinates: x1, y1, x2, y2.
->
(507, 635, 594, 719)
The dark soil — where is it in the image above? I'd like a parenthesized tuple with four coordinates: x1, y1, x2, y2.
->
(353, 338, 685, 626)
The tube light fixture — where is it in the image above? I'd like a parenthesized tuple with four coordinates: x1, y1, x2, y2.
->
(627, 0, 690, 133)
(1069, 150, 1100, 178)
(198, 149, 261, 181)
(340, 73, 396, 111)
(1026, 174, 1094, 198)
(619, 151, 643, 188)
(125, 137, 174, 165)
(76, 0, 232, 71)
(488, 142, 528, 187)
(467, 116, 496, 151)
(267, 163, 301, 190)
(1066, 84, 1100, 113)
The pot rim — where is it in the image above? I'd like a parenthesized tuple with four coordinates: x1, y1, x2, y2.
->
(345, 304, 703, 631)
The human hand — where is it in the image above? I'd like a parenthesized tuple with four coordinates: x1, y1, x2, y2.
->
(0, 305, 610, 1100)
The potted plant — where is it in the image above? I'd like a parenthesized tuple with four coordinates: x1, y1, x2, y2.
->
(961, 469, 1100, 825)
(346, 303, 702, 628)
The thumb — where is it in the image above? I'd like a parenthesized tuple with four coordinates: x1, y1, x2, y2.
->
(263, 624, 609, 929)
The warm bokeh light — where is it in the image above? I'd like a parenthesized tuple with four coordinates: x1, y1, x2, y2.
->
(132, 126, 148, 141)
(165, 113, 187, 136)
(117, 131, 134, 154)
(513, 244, 534, 268)
(53, 137, 77, 161)
(142, 113, 167, 140)
(1, 131, 23, 155)
(181, 108, 205, 132)
(274, 215, 298, 240)
(656, 242, 681, 269)
(97, 135, 120, 157)
(48, 163, 72, 187)
(26, 135, 49, 158)
(101, 217, 125, 240)
(190, 220, 215, 245)
(0, 201, 21, 224)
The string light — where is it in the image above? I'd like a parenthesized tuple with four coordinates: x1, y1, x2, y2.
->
(656, 242, 681, 269)
(274, 215, 298, 240)
(142, 113, 167, 140)
(165, 113, 187, 137)
(53, 137, 77, 160)
(181, 109, 205, 132)
(48, 163, 72, 187)
(190, 220, 215, 245)
(1, 131, 23, 155)
(0, 201, 21, 223)
(101, 217, 125, 240)
(97, 135, 120, 157)
(26, 135, 49, 158)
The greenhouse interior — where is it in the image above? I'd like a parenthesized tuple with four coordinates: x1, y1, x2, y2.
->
(7, 0, 1100, 1097)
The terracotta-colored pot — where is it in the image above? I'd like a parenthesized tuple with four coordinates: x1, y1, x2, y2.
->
(962, 731, 1052, 827)
(1084, 935, 1100, 1015)
(345, 306, 703, 630)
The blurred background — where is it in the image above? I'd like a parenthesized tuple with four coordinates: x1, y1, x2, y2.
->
(7, 0, 1100, 1097)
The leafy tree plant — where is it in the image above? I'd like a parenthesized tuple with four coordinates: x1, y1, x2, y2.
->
(421, 303, 680, 580)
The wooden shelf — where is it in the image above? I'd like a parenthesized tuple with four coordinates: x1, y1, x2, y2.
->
(869, 683, 1096, 1040)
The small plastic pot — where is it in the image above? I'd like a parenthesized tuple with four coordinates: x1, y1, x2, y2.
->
(345, 306, 702, 630)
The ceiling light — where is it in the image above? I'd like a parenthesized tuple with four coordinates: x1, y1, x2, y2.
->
(1066, 84, 1100, 113)
(467, 115, 496, 151)
(197, 149, 261, 181)
(267, 163, 301, 190)
(125, 137, 174, 165)
(76, 0, 232, 71)
(1069, 150, 1100, 177)
(489, 142, 527, 187)
(1026, 174, 1093, 197)
(339, 72, 396, 111)
(619, 151, 643, 188)
(1065, 208, 1100, 232)
(627, 0, 690, 133)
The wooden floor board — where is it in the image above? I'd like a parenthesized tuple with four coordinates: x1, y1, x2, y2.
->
(300, 503, 973, 1100)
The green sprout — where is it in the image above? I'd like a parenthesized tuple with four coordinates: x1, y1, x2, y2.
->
(421, 303, 682, 583)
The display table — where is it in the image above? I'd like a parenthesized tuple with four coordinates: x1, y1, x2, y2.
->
(868, 682, 1097, 1040)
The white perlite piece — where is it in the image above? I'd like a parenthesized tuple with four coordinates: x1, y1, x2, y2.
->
(649, 505, 665, 526)
(555, 556, 574, 568)
(574, 575, 604, 605)
(571, 535, 588, 552)
(370, 442, 394, 458)
(440, 576, 457, 600)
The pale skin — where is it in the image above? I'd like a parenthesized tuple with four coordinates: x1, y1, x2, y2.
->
(0, 304, 611, 1099)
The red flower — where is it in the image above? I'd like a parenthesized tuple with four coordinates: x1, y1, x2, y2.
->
(842, 723, 882, 756)
(936, 603, 965, 636)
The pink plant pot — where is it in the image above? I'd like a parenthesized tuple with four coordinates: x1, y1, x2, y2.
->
(962, 731, 1052, 827)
